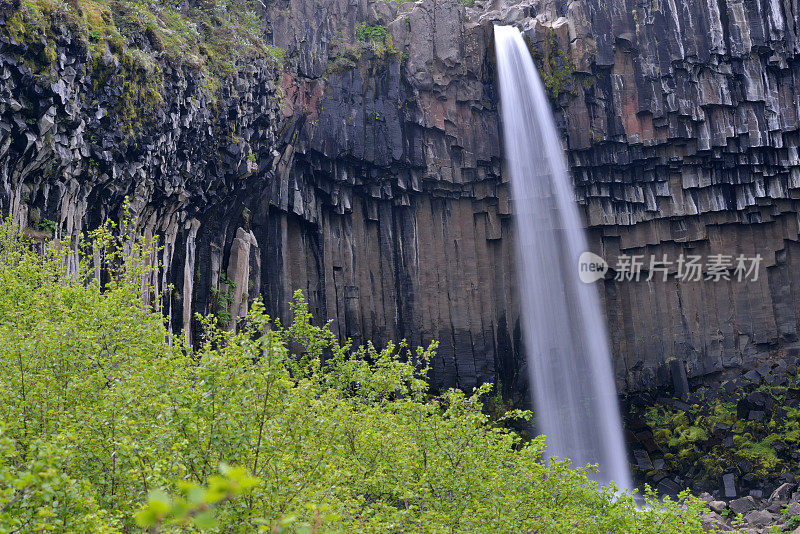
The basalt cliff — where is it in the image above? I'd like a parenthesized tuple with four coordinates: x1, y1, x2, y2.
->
(3, 0, 800, 400)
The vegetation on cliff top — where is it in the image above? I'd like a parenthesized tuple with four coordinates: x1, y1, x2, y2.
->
(1, 0, 283, 110)
(0, 218, 714, 532)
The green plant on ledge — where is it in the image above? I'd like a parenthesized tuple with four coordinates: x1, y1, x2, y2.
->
(326, 44, 361, 74)
(355, 22, 387, 43)
(209, 270, 236, 328)
(530, 28, 575, 100)
(355, 22, 397, 58)
(36, 218, 58, 235)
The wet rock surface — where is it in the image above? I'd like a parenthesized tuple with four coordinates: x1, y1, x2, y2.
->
(4, 0, 800, 397)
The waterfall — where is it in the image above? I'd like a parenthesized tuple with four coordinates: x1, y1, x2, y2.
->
(494, 25, 632, 489)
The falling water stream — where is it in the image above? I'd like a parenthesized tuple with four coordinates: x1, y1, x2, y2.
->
(494, 25, 632, 489)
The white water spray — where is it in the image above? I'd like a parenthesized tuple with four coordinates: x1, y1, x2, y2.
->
(494, 25, 631, 489)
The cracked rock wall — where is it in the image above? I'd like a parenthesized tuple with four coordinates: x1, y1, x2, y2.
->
(265, 0, 800, 394)
(4, 0, 800, 397)
(484, 0, 800, 391)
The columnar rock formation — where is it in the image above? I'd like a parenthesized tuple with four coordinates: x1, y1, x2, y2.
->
(3, 0, 800, 398)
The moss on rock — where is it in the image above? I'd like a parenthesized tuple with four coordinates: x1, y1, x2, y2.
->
(631, 367, 800, 489)
(1, 0, 284, 133)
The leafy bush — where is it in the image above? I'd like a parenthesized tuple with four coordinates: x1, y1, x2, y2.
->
(35, 218, 58, 234)
(355, 23, 387, 43)
(354, 22, 397, 58)
(0, 219, 711, 532)
(209, 271, 236, 328)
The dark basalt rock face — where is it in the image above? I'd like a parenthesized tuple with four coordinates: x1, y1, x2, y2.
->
(3, 0, 800, 399)
(515, 0, 800, 394)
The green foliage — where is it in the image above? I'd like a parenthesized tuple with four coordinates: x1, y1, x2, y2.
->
(266, 44, 287, 63)
(209, 270, 236, 328)
(532, 28, 575, 100)
(668, 425, 708, 448)
(135, 464, 261, 531)
(355, 22, 387, 43)
(36, 218, 57, 234)
(326, 44, 361, 74)
(354, 22, 397, 59)
(0, 218, 711, 532)
(782, 504, 800, 530)
(326, 23, 401, 75)
(0, 427, 116, 532)
(731, 434, 780, 473)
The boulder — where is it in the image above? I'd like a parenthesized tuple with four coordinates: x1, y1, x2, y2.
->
(728, 496, 757, 515)
(769, 482, 796, 504)
(633, 449, 653, 471)
(701, 512, 732, 532)
(656, 478, 681, 496)
(742, 509, 775, 527)
(709, 501, 727, 514)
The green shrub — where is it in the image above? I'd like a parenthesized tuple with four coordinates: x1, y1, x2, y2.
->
(0, 219, 710, 532)
(355, 22, 387, 43)
(0, 428, 117, 532)
(36, 218, 58, 234)
(528, 28, 575, 100)
(354, 22, 397, 58)
(209, 270, 236, 328)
